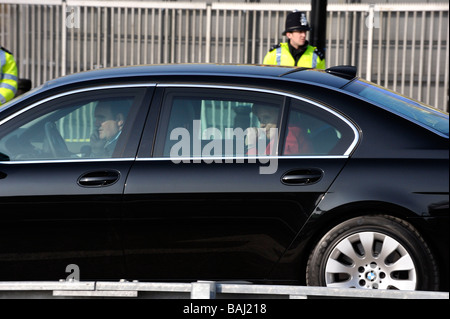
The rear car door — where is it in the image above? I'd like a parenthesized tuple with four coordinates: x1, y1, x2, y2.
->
(121, 85, 358, 281)
(0, 85, 153, 280)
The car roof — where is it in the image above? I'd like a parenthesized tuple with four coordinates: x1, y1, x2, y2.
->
(42, 64, 355, 91)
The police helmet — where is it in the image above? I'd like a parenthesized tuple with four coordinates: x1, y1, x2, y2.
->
(282, 11, 311, 35)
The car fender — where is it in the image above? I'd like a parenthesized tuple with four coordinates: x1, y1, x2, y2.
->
(268, 156, 449, 284)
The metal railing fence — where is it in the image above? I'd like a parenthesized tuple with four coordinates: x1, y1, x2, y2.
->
(1, 1, 448, 111)
(0, 280, 448, 299)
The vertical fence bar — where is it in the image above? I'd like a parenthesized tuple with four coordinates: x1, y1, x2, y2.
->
(426, 12, 434, 105)
(343, 11, 348, 65)
(122, 7, 126, 66)
(199, 8, 204, 63)
(335, 11, 340, 66)
(43, 6, 48, 82)
(17, 4, 24, 79)
(433, 11, 442, 108)
(137, 7, 141, 65)
(327, 10, 333, 66)
(400, 11, 408, 95)
(384, 11, 391, 88)
(237, 9, 242, 63)
(36, 5, 41, 82)
(222, 9, 227, 63)
(444, 21, 449, 111)
(418, 11, 425, 101)
(110, 7, 115, 68)
(258, 10, 263, 64)
(0, 4, 4, 46)
(366, 5, 374, 82)
(170, 8, 175, 64)
(60, 2, 65, 77)
(190, 9, 195, 63)
(392, 11, 399, 92)
(89, 6, 94, 70)
(409, 11, 417, 98)
(76, 7, 81, 73)
(214, 8, 219, 62)
(251, 10, 256, 64)
(376, 10, 382, 85)
(205, 5, 211, 63)
(229, 10, 234, 63)
(103, 7, 107, 69)
(177, 9, 182, 63)
(184, 9, 189, 63)
(8, 4, 15, 60)
(143, 8, 148, 64)
(25, 4, 30, 79)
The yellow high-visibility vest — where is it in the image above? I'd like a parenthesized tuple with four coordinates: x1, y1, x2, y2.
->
(0, 48, 18, 106)
(263, 42, 326, 69)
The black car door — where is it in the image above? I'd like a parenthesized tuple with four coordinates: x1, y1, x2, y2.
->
(121, 86, 359, 281)
(0, 85, 153, 281)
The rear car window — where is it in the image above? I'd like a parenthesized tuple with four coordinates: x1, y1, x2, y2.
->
(344, 79, 449, 137)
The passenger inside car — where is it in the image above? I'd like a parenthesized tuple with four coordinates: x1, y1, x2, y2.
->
(247, 103, 312, 155)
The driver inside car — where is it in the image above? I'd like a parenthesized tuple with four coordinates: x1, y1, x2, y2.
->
(89, 99, 131, 158)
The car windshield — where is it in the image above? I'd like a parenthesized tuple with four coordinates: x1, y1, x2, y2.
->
(344, 79, 449, 137)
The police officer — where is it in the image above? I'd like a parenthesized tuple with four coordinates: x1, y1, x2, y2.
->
(263, 11, 325, 69)
(0, 46, 18, 106)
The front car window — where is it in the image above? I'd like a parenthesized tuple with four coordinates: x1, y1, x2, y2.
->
(0, 87, 147, 161)
(344, 79, 449, 137)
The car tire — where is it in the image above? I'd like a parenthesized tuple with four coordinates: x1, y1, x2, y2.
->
(306, 215, 439, 291)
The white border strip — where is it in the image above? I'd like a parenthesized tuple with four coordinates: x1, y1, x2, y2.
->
(67, 0, 207, 9)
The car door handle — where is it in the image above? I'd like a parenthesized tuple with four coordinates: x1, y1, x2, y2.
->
(281, 169, 323, 185)
(77, 170, 120, 187)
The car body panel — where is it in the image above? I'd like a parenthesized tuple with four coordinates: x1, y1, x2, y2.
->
(121, 157, 348, 280)
(0, 160, 131, 280)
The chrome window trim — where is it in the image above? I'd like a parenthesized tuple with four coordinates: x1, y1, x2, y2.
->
(136, 155, 349, 162)
(0, 158, 136, 165)
(0, 84, 156, 126)
(0, 155, 349, 165)
(157, 84, 360, 157)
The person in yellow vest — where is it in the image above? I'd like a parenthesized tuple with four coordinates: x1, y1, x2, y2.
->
(0, 46, 18, 106)
(263, 11, 325, 69)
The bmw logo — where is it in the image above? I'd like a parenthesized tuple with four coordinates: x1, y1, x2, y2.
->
(366, 271, 377, 281)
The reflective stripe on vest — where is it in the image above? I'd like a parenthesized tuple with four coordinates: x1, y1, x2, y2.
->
(276, 47, 282, 65)
(312, 51, 318, 69)
(2, 73, 18, 81)
(0, 83, 17, 93)
(0, 50, 6, 73)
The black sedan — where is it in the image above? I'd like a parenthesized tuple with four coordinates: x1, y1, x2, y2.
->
(0, 64, 448, 291)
